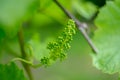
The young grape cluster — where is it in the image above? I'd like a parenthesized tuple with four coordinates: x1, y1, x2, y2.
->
(40, 19, 76, 66)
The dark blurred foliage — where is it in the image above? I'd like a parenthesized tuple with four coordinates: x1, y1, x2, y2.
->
(84, 0, 106, 7)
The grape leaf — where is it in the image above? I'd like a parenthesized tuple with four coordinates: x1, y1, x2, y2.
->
(0, 0, 39, 37)
(39, 0, 52, 10)
(25, 33, 49, 61)
(0, 28, 5, 42)
(0, 62, 27, 80)
(93, 0, 120, 74)
(72, 0, 98, 19)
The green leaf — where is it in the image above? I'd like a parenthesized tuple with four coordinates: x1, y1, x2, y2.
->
(25, 33, 49, 61)
(0, 0, 39, 37)
(93, 0, 120, 74)
(0, 28, 5, 42)
(72, 0, 98, 19)
(0, 62, 27, 80)
(39, 0, 52, 10)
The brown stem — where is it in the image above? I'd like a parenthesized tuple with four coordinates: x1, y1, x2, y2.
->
(53, 0, 98, 54)
(18, 27, 33, 80)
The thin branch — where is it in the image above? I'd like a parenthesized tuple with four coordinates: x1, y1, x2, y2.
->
(31, 63, 43, 68)
(11, 57, 43, 68)
(18, 27, 34, 80)
(11, 58, 33, 65)
(53, 0, 98, 54)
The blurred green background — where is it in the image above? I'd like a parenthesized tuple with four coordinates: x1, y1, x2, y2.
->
(0, 0, 118, 80)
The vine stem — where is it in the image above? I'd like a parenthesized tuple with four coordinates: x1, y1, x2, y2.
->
(53, 0, 98, 54)
(11, 58, 33, 65)
(11, 57, 43, 68)
(18, 27, 33, 80)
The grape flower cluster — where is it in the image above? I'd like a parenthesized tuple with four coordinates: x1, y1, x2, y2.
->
(41, 19, 76, 66)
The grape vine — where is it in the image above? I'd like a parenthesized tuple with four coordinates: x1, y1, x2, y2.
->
(0, 0, 119, 80)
